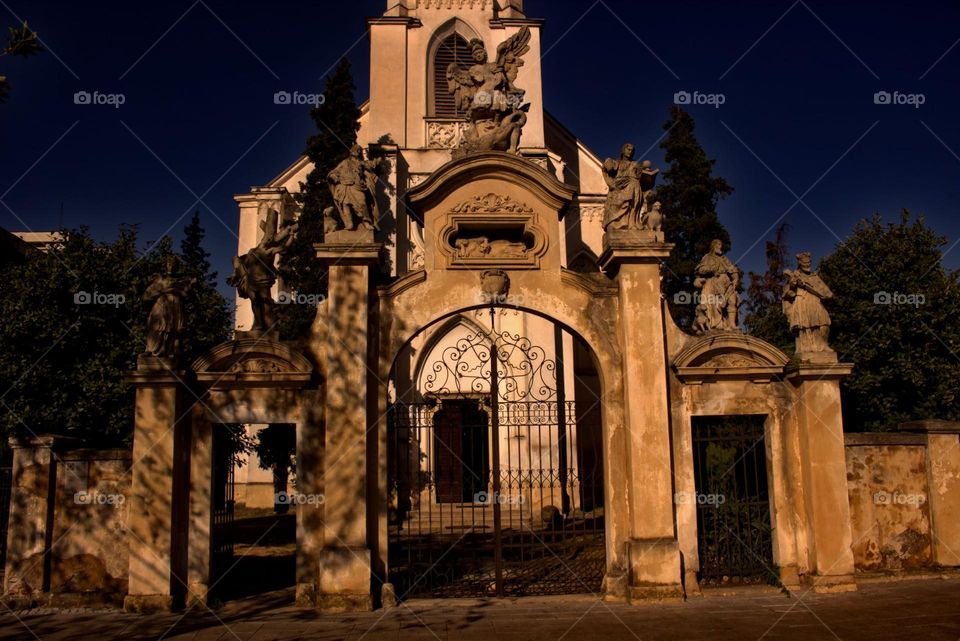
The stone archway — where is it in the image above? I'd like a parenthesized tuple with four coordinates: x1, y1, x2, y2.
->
(382, 303, 608, 598)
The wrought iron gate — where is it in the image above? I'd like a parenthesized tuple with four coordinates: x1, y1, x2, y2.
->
(211, 425, 237, 577)
(692, 415, 776, 586)
(388, 316, 605, 598)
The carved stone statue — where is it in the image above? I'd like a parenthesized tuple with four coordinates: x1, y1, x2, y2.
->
(783, 251, 834, 354)
(327, 145, 381, 232)
(455, 236, 528, 259)
(647, 201, 664, 232)
(692, 239, 740, 334)
(142, 256, 195, 360)
(602, 145, 659, 231)
(446, 27, 532, 158)
(227, 208, 298, 335)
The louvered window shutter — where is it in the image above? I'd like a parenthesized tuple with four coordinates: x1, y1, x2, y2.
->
(433, 34, 472, 118)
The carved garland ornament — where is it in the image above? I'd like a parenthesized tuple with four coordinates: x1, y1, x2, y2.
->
(228, 358, 284, 373)
(451, 193, 533, 214)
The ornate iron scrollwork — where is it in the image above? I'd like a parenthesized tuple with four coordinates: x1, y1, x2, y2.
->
(424, 328, 557, 401)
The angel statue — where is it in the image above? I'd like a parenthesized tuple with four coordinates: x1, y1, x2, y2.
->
(227, 206, 298, 335)
(446, 26, 532, 158)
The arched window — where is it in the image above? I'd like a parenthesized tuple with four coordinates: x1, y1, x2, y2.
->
(430, 32, 473, 118)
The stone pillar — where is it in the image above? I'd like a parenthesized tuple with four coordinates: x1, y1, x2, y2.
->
(186, 412, 212, 606)
(902, 419, 960, 566)
(600, 232, 683, 600)
(314, 232, 382, 611)
(786, 361, 857, 592)
(124, 362, 192, 612)
(3, 435, 62, 605)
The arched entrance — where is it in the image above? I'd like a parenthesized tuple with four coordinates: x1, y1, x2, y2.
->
(386, 306, 606, 598)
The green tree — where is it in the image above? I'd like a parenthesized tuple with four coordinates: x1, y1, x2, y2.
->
(0, 221, 230, 445)
(1, 21, 43, 102)
(179, 211, 231, 361)
(657, 106, 734, 329)
(254, 424, 296, 512)
(744, 223, 794, 352)
(279, 57, 362, 338)
(819, 211, 960, 432)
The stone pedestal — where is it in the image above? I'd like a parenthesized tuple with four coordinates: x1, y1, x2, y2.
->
(600, 234, 683, 601)
(786, 360, 857, 593)
(124, 367, 192, 612)
(902, 419, 960, 566)
(313, 233, 381, 611)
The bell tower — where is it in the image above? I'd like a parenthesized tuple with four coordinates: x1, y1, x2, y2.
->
(366, 0, 545, 153)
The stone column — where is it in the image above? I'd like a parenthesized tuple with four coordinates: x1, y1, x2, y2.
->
(786, 361, 857, 592)
(313, 232, 382, 611)
(600, 232, 683, 600)
(186, 411, 212, 606)
(124, 362, 192, 612)
(3, 435, 62, 605)
(902, 419, 960, 566)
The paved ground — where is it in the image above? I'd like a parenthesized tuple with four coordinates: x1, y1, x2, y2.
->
(1, 579, 959, 641)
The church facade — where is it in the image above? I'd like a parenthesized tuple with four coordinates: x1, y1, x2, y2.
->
(218, 0, 861, 607)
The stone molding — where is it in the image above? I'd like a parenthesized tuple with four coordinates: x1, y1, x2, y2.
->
(673, 332, 789, 384)
(192, 338, 313, 389)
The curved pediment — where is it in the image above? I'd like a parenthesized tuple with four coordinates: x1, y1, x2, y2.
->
(672, 332, 788, 383)
(407, 152, 576, 219)
(192, 339, 314, 388)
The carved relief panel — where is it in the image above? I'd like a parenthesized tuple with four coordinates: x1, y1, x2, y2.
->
(436, 193, 548, 269)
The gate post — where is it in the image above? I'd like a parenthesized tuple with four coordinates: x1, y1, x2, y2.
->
(786, 361, 857, 592)
(313, 232, 382, 611)
(600, 233, 684, 601)
(124, 360, 193, 612)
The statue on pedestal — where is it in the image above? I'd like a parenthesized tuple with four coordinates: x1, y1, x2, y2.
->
(142, 256, 195, 361)
(326, 145, 381, 232)
(228, 208, 297, 335)
(783, 251, 834, 354)
(692, 239, 740, 334)
(446, 27, 532, 158)
(602, 145, 660, 231)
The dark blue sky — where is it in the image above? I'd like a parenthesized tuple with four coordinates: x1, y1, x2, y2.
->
(2, 0, 959, 295)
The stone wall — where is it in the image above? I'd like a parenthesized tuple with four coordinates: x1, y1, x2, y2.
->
(845, 433, 933, 571)
(845, 421, 960, 573)
(50, 448, 131, 605)
(3, 438, 131, 607)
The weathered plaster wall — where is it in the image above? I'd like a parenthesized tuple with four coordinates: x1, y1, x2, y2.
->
(51, 449, 131, 603)
(845, 435, 933, 571)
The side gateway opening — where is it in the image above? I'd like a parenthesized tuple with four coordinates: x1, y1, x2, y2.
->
(691, 414, 777, 587)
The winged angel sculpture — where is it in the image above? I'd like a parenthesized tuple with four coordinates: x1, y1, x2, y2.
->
(446, 27, 531, 158)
